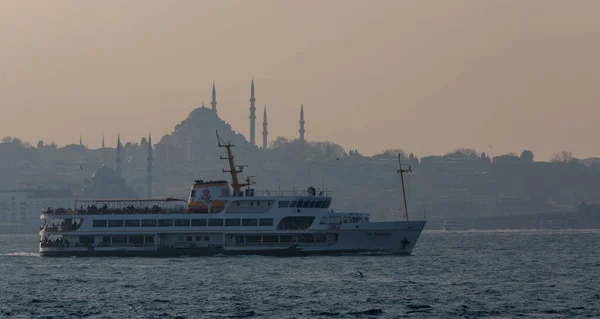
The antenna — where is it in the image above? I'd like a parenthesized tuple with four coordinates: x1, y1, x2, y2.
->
(397, 154, 412, 225)
(216, 130, 250, 195)
(245, 176, 256, 186)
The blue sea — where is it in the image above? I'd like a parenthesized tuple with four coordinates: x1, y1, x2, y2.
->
(1, 230, 599, 318)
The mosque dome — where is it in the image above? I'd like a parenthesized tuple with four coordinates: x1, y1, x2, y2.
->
(91, 165, 118, 180)
(82, 165, 139, 199)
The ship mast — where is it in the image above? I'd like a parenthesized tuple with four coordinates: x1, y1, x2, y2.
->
(216, 131, 250, 195)
(397, 154, 412, 223)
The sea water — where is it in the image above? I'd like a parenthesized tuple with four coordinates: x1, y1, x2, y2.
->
(0, 230, 598, 318)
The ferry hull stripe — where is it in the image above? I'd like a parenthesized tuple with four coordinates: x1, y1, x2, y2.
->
(39, 248, 413, 258)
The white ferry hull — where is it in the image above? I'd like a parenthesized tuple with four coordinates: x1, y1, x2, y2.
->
(39, 221, 425, 257)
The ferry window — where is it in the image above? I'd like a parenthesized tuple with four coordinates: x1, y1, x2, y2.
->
(177, 236, 184, 241)
(225, 219, 241, 226)
(309, 201, 316, 208)
(259, 218, 274, 226)
(113, 236, 127, 244)
(124, 220, 140, 227)
(204, 236, 210, 241)
(79, 236, 95, 244)
(290, 201, 297, 207)
(141, 219, 157, 227)
(242, 218, 258, 226)
(108, 220, 124, 227)
(278, 201, 288, 208)
(93, 220, 107, 228)
(191, 219, 207, 226)
(299, 235, 314, 243)
(102, 236, 110, 244)
(277, 216, 315, 230)
(302, 201, 310, 208)
(128, 236, 144, 244)
(158, 219, 174, 227)
(190, 189, 196, 199)
(324, 200, 332, 208)
(144, 236, 154, 244)
(175, 219, 191, 227)
(315, 235, 326, 243)
(296, 200, 304, 208)
(186, 236, 193, 242)
(195, 236, 202, 241)
(208, 219, 224, 226)
(257, 201, 260, 206)
(246, 235, 261, 243)
(263, 235, 278, 243)
(236, 235, 244, 244)
(280, 235, 296, 243)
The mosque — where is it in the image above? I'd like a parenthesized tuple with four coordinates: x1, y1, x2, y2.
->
(83, 79, 307, 199)
(81, 134, 143, 199)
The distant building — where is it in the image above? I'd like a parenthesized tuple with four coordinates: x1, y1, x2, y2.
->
(0, 188, 73, 222)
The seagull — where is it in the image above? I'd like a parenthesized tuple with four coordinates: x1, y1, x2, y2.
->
(129, 304, 142, 312)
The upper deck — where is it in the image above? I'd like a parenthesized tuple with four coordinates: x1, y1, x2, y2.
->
(42, 198, 187, 217)
(41, 191, 333, 217)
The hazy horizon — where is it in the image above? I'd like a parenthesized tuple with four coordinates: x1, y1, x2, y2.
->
(1, 1, 599, 160)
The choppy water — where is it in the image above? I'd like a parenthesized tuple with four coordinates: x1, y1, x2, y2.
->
(1, 230, 599, 318)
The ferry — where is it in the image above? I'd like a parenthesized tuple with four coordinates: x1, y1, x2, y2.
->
(38, 132, 426, 257)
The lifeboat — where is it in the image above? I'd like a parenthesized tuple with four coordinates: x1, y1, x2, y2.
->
(187, 180, 230, 213)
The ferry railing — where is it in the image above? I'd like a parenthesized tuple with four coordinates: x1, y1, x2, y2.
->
(250, 189, 332, 197)
(42, 207, 188, 216)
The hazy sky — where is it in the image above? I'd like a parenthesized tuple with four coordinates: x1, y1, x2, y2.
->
(1, 1, 599, 160)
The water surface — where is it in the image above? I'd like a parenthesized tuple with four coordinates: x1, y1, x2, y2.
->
(1, 230, 598, 318)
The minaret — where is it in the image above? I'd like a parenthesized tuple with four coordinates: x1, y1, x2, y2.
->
(211, 82, 217, 112)
(79, 135, 83, 147)
(100, 134, 105, 163)
(116, 134, 122, 177)
(249, 78, 256, 145)
(146, 133, 153, 198)
(299, 103, 305, 143)
(262, 105, 268, 149)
